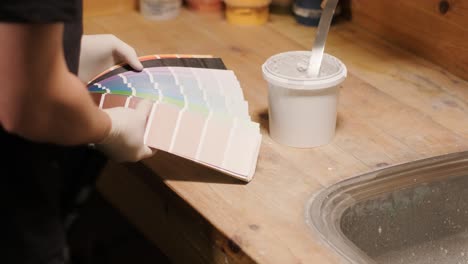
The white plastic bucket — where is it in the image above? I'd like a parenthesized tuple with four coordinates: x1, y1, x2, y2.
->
(140, 0, 182, 20)
(262, 51, 347, 148)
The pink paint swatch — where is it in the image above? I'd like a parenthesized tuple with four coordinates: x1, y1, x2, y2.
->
(127, 97, 143, 109)
(91, 93, 103, 106)
(222, 120, 261, 177)
(101, 94, 127, 109)
(171, 110, 207, 158)
(145, 102, 181, 151)
(197, 114, 233, 167)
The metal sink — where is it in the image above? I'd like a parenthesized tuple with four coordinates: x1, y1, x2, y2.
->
(306, 151, 468, 264)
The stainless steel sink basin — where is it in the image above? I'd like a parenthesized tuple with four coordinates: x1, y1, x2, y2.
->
(306, 151, 468, 264)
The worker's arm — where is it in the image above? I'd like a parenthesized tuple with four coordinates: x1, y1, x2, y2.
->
(0, 23, 154, 162)
(0, 23, 110, 145)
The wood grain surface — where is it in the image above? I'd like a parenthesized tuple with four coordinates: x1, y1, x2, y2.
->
(350, 0, 468, 80)
(85, 9, 468, 264)
(83, 0, 137, 17)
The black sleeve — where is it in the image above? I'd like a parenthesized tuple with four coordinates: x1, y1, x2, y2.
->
(0, 0, 80, 23)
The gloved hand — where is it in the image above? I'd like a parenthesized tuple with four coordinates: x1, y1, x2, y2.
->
(96, 100, 156, 162)
(79, 34, 144, 83)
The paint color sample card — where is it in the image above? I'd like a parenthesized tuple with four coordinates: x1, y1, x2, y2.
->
(88, 55, 261, 181)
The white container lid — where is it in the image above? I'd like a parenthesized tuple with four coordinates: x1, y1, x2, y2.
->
(262, 51, 347, 90)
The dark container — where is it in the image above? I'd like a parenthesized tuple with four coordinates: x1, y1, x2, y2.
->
(293, 0, 344, 26)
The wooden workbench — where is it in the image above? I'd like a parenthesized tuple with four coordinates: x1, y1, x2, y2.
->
(84, 9, 468, 264)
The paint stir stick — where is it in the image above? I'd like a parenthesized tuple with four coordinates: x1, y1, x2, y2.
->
(306, 0, 339, 77)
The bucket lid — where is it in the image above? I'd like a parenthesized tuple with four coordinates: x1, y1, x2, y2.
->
(262, 51, 347, 90)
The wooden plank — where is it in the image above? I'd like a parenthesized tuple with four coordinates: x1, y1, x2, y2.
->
(83, 0, 137, 17)
(140, 148, 342, 264)
(350, 0, 468, 80)
(85, 10, 468, 264)
(97, 161, 256, 264)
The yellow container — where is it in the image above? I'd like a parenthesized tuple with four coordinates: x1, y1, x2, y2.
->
(224, 0, 271, 25)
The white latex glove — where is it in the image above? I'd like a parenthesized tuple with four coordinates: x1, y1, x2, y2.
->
(79, 34, 144, 83)
(96, 100, 156, 162)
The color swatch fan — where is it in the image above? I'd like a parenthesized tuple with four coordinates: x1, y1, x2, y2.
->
(87, 55, 262, 181)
